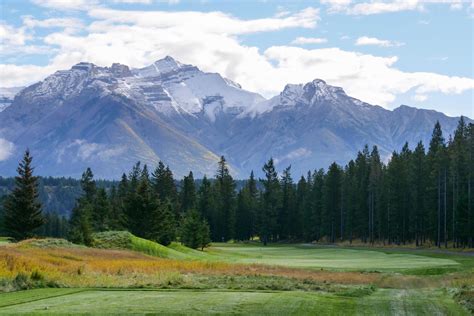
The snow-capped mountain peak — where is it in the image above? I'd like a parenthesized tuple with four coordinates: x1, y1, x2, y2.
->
(135, 56, 192, 78)
(302, 79, 347, 103)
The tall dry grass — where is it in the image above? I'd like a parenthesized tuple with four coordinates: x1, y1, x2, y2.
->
(0, 240, 469, 290)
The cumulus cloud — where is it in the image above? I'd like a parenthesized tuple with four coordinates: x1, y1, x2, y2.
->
(291, 37, 328, 45)
(1, 5, 473, 111)
(263, 46, 474, 106)
(31, 0, 100, 11)
(321, 0, 470, 15)
(413, 94, 428, 102)
(22, 16, 84, 33)
(0, 138, 15, 161)
(355, 36, 404, 47)
(0, 23, 31, 46)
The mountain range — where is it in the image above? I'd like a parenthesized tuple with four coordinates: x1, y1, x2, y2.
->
(0, 56, 470, 179)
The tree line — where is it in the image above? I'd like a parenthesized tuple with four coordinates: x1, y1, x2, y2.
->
(1, 118, 473, 248)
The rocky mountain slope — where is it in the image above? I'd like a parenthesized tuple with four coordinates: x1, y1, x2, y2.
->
(0, 57, 469, 178)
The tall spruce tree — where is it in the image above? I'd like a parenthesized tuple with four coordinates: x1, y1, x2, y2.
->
(181, 209, 210, 250)
(180, 171, 197, 213)
(279, 166, 295, 240)
(68, 168, 96, 245)
(259, 158, 280, 245)
(3, 150, 45, 240)
(215, 156, 236, 241)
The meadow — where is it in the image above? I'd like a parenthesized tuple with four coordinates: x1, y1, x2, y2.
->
(0, 234, 472, 315)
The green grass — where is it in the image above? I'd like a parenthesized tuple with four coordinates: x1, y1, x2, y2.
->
(0, 238, 12, 246)
(208, 243, 460, 272)
(92, 231, 197, 260)
(0, 288, 467, 315)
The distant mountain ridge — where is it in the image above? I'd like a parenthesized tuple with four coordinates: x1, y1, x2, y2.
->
(0, 56, 470, 178)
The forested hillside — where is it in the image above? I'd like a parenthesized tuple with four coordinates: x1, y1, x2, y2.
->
(1, 118, 473, 248)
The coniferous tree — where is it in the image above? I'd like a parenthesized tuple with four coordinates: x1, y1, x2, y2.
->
(91, 188, 110, 232)
(3, 150, 45, 240)
(427, 121, 446, 247)
(322, 162, 342, 243)
(368, 146, 382, 244)
(152, 162, 178, 204)
(68, 168, 96, 245)
(279, 166, 295, 240)
(151, 201, 176, 246)
(410, 141, 427, 246)
(235, 172, 259, 241)
(180, 171, 197, 213)
(181, 209, 210, 249)
(295, 176, 309, 240)
(197, 176, 218, 240)
(259, 158, 280, 245)
(215, 156, 236, 241)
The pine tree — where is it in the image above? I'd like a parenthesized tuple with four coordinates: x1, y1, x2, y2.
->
(259, 158, 280, 245)
(3, 150, 45, 240)
(91, 188, 110, 232)
(410, 141, 427, 246)
(235, 171, 259, 241)
(322, 162, 342, 243)
(295, 176, 309, 240)
(279, 166, 295, 240)
(151, 201, 176, 246)
(180, 171, 196, 213)
(181, 209, 210, 249)
(427, 121, 446, 247)
(152, 161, 178, 204)
(68, 168, 96, 245)
(197, 175, 218, 240)
(214, 156, 236, 241)
(368, 146, 382, 244)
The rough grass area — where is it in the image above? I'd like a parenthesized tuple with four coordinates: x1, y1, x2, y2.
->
(0, 288, 468, 315)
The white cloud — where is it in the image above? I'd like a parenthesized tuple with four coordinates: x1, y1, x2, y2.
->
(87, 7, 320, 35)
(0, 138, 15, 161)
(22, 16, 84, 32)
(263, 46, 474, 106)
(413, 94, 428, 102)
(113, 0, 152, 3)
(355, 36, 404, 47)
(291, 37, 328, 45)
(0, 23, 31, 47)
(321, 0, 471, 15)
(31, 0, 100, 11)
(1, 5, 473, 112)
(0, 64, 56, 87)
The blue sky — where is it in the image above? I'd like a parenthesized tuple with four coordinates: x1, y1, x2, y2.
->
(0, 0, 473, 117)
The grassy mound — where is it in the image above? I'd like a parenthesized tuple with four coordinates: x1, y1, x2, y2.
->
(168, 242, 210, 258)
(92, 231, 189, 259)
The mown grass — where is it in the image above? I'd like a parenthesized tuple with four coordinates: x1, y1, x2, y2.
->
(0, 238, 472, 313)
(0, 288, 468, 315)
(209, 243, 460, 272)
